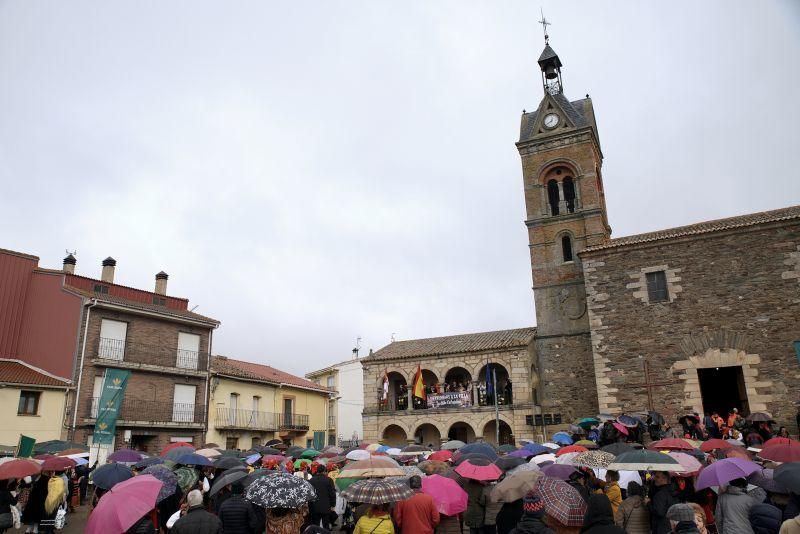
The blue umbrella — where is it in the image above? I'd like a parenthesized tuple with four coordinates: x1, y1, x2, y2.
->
(617, 415, 640, 428)
(92, 463, 133, 490)
(551, 432, 573, 445)
(177, 453, 214, 467)
(377, 445, 390, 453)
(523, 443, 551, 456)
(459, 443, 498, 460)
(134, 457, 164, 470)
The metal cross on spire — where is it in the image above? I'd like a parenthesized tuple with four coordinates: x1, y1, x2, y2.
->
(538, 8, 551, 45)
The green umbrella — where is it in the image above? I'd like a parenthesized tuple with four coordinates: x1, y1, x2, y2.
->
(300, 449, 320, 459)
(293, 458, 312, 469)
(174, 467, 200, 492)
(575, 418, 599, 430)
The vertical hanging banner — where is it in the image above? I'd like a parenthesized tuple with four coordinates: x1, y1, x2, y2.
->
(94, 369, 131, 445)
(794, 341, 800, 365)
(16, 435, 35, 458)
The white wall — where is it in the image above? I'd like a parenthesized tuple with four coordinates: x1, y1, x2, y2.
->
(336, 360, 364, 442)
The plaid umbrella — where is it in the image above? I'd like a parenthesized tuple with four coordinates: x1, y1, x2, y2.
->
(341, 478, 414, 504)
(490, 470, 541, 503)
(532, 476, 587, 527)
(455, 460, 502, 481)
(419, 460, 450, 476)
(245, 471, 316, 508)
(607, 450, 683, 472)
(340, 457, 403, 478)
(141, 465, 178, 502)
(601, 443, 633, 456)
(571, 451, 614, 468)
(174, 467, 200, 493)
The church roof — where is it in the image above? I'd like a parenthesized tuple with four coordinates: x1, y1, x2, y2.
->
(365, 327, 536, 361)
(519, 96, 592, 143)
(538, 45, 561, 65)
(582, 204, 800, 253)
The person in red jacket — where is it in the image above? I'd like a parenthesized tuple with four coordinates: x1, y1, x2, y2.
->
(393, 476, 440, 534)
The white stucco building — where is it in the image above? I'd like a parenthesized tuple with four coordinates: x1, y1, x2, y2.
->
(306, 357, 364, 446)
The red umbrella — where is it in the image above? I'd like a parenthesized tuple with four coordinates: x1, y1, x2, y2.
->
(763, 437, 795, 448)
(161, 442, 194, 456)
(611, 422, 629, 436)
(454, 460, 502, 481)
(429, 450, 453, 462)
(759, 442, 800, 463)
(700, 439, 734, 452)
(649, 438, 694, 451)
(555, 445, 588, 457)
(41, 456, 76, 472)
(0, 459, 42, 480)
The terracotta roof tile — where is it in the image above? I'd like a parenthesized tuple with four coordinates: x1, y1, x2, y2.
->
(0, 359, 71, 387)
(211, 356, 332, 393)
(365, 327, 536, 362)
(66, 287, 220, 325)
(583, 205, 800, 253)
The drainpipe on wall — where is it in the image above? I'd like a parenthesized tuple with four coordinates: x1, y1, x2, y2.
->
(71, 298, 98, 438)
(203, 328, 214, 442)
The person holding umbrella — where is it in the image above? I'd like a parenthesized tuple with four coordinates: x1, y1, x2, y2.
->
(393, 475, 439, 534)
(172, 489, 222, 533)
(217, 482, 259, 534)
(308, 462, 336, 529)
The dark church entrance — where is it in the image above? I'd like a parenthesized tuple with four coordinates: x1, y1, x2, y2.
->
(697, 366, 750, 416)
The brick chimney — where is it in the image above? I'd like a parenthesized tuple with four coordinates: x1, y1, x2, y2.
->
(154, 271, 169, 295)
(62, 254, 76, 274)
(101, 257, 116, 283)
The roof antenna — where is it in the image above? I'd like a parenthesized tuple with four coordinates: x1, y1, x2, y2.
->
(390, 333, 396, 343)
(352, 336, 361, 359)
(538, 8, 551, 45)
(65, 249, 77, 256)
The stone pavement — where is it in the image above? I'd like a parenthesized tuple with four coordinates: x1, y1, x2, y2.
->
(61, 505, 89, 534)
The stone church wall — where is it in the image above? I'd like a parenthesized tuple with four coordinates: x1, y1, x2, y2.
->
(582, 221, 800, 428)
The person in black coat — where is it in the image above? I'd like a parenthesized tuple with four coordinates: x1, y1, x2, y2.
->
(509, 494, 553, 534)
(308, 464, 336, 529)
(0, 481, 17, 534)
(172, 490, 223, 534)
(496, 499, 523, 534)
(218, 483, 259, 534)
(749, 503, 783, 534)
(580, 494, 625, 534)
(648, 472, 678, 534)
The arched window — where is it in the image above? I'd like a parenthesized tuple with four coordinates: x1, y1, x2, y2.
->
(563, 177, 576, 213)
(562, 235, 573, 262)
(547, 180, 560, 215)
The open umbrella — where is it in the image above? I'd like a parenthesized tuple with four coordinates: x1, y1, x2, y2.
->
(366, 443, 382, 452)
(340, 457, 403, 478)
(509, 462, 541, 476)
(85, 475, 163, 534)
(455, 453, 494, 466)
(107, 449, 143, 463)
(597, 413, 616, 423)
(265, 439, 283, 446)
(56, 448, 89, 457)
(286, 446, 306, 458)
(541, 464, 578, 481)
(555, 453, 581, 466)
(341, 478, 414, 504)
(499, 445, 517, 454)
(532, 476, 587, 527)
(749, 468, 789, 494)
(421, 474, 467, 515)
(386, 448, 402, 456)
(575, 417, 599, 430)
(34, 440, 88, 455)
(607, 450, 683, 472)
(774, 463, 800, 494)
(140, 465, 178, 502)
(666, 452, 703, 475)
(617, 415, 640, 428)
(508, 449, 534, 459)
(398, 445, 429, 456)
(164, 446, 195, 462)
(428, 450, 453, 462)
(214, 456, 244, 470)
(491, 469, 541, 503)
(300, 449, 321, 459)
(195, 448, 222, 459)
(700, 439, 734, 452)
(174, 467, 200, 493)
(41, 456, 75, 472)
(133, 457, 164, 470)
(523, 443, 551, 456)
(93, 463, 134, 490)
(294, 459, 312, 470)
(601, 443, 633, 456)
(551, 432, 573, 446)
(611, 422, 629, 436)
(460, 443, 498, 460)
(759, 442, 800, 463)
(441, 440, 466, 451)
(322, 446, 344, 454)
(696, 458, 761, 490)
(556, 445, 587, 457)
(495, 457, 526, 472)
(176, 453, 213, 467)
(569, 425, 587, 436)
(345, 449, 371, 461)
(747, 412, 775, 423)
(419, 461, 450, 476)
(571, 451, 614, 469)
(455, 460, 502, 481)
(574, 440, 598, 449)
(649, 438, 694, 451)
(678, 414, 700, 426)
(161, 442, 194, 456)
(0, 459, 41, 480)
(724, 447, 752, 460)
(209, 468, 249, 496)
(531, 453, 557, 466)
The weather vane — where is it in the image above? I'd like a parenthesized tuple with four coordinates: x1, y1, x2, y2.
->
(538, 8, 551, 45)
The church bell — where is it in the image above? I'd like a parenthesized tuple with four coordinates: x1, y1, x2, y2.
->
(544, 65, 558, 79)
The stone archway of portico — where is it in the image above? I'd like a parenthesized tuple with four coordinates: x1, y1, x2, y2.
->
(475, 412, 514, 435)
(671, 347, 773, 414)
(472, 359, 511, 382)
(380, 420, 412, 439)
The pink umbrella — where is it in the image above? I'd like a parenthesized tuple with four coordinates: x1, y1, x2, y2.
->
(421, 474, 468, 515)
(455, 460, 503, 481)
(666, 452, 703, 475)
(611, 422, 629, 436)
(86, 474, 163, 534)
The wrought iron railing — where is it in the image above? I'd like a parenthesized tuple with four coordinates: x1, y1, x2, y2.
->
(215, 407, 278, 431)
(89, 397, 204, 424)
(96, 337, 206, 370)
(279, 413, 309, 430)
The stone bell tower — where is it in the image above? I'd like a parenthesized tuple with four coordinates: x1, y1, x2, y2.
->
(516, 35, 611, 419)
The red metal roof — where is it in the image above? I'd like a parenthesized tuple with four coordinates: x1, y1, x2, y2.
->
(0, 359, 71, 387)
(65, 273, 189, 310)
(212, 356, 331, 393)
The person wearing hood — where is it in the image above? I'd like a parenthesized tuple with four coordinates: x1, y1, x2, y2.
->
(580, 494, 625, 534)
(749, 503, 783, 534)
(715, 478, 767, 534)
(666, 504, 701, 534)
(509, 493, 553, 534)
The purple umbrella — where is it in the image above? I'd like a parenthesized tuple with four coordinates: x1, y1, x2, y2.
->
(540, 464, 579, 481)
(108, 449, 144, 463)
(696, 458, 761, 490)
(508, 449, 535, 459)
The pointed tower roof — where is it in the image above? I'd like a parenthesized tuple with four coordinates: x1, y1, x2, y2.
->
(537, 44, 562, 68)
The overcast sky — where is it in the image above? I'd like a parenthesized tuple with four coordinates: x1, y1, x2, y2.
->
(1, 1, 799, 376)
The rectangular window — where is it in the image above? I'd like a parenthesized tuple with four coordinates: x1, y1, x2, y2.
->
(152, 296, 166, 306)
(98, 319, 127, 360)
(251, 437, 261, 449)
(176, 333, 200, 370)
(646, 271, 669, 302)
(283, 398, 293, 427)
(226, 437, 239, 450)
(93, 284, 109, 294)
(326, 376, 335, 388)
(172, 384, 197, 423)
(18, 391, 40, 415)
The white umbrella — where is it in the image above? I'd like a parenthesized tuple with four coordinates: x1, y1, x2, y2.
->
(593, 468, 642, 490)
(345, 449, 371, 461)
(531, 453, 557, 465)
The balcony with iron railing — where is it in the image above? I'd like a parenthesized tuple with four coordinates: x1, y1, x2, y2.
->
(88, 397, 205, 426)
(279, 413, 309, 431)
(96, 337, 208, 372)
(215, 407, 279, 431)
(328, 415, 336, 429)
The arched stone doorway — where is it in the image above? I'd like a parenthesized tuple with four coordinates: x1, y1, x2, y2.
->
(447, 421, 476, 443)
(477, 363, 512, 406)
(379, 371, 408, 411)
(483, 419, 514, 446)
(444, 367, 472, 392)
(381, 424, 408, 446)
(414, 423, 441, 447)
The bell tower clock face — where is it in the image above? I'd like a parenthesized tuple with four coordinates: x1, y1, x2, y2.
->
(543, 113, 560, 129)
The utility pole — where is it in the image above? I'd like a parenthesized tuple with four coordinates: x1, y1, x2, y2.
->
(493, 368, 500, 444)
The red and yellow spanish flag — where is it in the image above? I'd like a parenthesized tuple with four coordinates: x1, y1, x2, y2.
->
(412, 365, 426, 400)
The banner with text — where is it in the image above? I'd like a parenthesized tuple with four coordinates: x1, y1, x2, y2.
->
(428, 391, 471, 409)
(94, 369, 131, 445)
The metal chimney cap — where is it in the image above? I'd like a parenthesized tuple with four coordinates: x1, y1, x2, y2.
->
(63, 254, 77, 265)
(102, 257, 116, 267)
(155, 271, 169, 280)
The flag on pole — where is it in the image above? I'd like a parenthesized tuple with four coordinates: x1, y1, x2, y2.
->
(413, 365, 426, 400)
(486, 362, 493, 397)
(382, 369, 389, 401)
(16, 435, 35, 458)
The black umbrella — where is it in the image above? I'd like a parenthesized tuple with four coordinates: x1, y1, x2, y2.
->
(209, 468, 248, 496)
(600, 443, 633, 456)
(678, 414, 700, 426)
(774, 463, 800, 494)
(454, 453, 492, 466)
(244, 472, 316, 508)
(133, 457, 165, 470)
(286, 446, 306, 458)
(220, 450, 244, 458)
(92, 463, 133, 490)
(749, 469, 788, 494)
(260, 447, 281, 456)
(746, 412, 775, 423)
(648, 411, 665, 426)
(214, 456, 244, 470)
(495, 457, 525, 471)
(264, 439, 283, 447)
